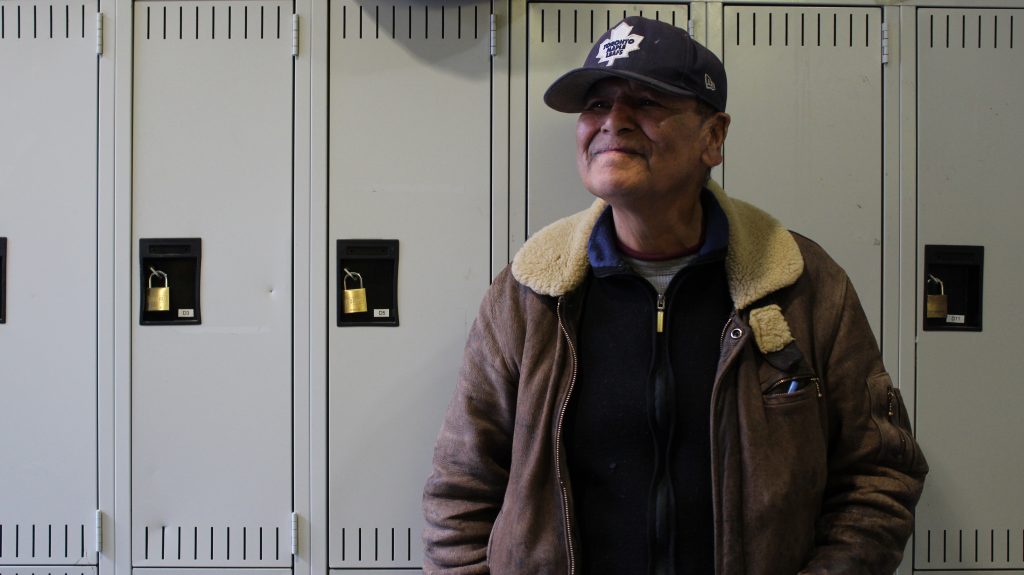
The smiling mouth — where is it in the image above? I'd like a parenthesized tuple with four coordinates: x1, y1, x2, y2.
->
(592, 147, 643, 158)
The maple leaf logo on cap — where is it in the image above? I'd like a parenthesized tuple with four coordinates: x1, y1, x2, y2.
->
(597, 22, 644, 66)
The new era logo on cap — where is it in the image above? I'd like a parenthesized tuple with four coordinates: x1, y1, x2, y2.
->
(705, 74, 716, 91)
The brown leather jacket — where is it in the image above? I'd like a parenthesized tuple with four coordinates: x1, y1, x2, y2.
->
(423, 182, 927, 575)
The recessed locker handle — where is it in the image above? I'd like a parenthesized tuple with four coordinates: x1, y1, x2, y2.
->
(1, 237, 7, 324)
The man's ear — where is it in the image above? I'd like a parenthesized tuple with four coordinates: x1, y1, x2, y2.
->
(702, 112, 731, 168)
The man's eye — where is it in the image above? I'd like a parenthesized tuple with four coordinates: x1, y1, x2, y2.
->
(638, 98, 660, 107)
(584, 100, 609, 110)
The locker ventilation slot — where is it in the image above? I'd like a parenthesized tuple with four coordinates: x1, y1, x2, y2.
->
(928, 11, 1018, 50)
(142, 2, 284, 41)
(139, 525, 283, 563)
(923, 528, 1024, 568)
(336, 2, 483, 41)
(0, 524, 88, 560)
(338, 526, 413, 564)
(536, 7, 681, 45)
(732, 8, 874, 49)
(0, 3, 88, 40)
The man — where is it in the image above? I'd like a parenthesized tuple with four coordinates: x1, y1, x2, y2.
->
(423, 16, 926, 575)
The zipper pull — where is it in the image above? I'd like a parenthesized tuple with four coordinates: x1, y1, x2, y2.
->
(887, 386, 895, 417)
(656, 293, 665, 333)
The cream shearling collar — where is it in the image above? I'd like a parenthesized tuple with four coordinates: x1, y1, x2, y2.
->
(510, 180, 804, 311)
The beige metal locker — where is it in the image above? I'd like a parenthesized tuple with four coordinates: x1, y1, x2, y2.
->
(723, 5, 885, 338)
(326, 0, 492, 568)
(914, 8, 1024, 572)
(0, 0, 100, 566)
(131, 1, 295, 567)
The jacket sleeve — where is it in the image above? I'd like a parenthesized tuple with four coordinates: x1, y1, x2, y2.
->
(422, 277, 521, 574)
(800, 277, 928, 575)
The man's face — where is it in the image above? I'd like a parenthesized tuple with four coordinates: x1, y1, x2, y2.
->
(576, 78, 729, 208)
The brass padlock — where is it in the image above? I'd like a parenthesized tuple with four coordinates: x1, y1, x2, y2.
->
(147, 267, 170, 312)
(343, 269, 368, 314)
(926, 274, 947, 319)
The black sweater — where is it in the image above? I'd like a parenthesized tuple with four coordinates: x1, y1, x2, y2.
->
(565, 200, 732, 575)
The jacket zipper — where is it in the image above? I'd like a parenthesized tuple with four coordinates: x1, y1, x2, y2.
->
(656, 293, 666, 333)
(554, 298, 579, 575)
(886, 384, 907, 453)
(718, 315, 733, 352)
(652, 291, 671, 574)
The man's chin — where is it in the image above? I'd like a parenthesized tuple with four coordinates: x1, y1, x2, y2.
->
(584, 184, 646, 205)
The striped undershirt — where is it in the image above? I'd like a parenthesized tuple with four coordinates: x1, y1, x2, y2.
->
(622, 253, 699, 295)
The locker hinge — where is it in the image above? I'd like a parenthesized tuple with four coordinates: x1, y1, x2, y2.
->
(95, 510, 103, 555)
(687, 19, 695, 38)
(489, 13, 497, 57)
(290, 512, 298, 555)
(96, 12, 104, 56)
(881, 22, 889, 64)
(291, 14, 299, 57)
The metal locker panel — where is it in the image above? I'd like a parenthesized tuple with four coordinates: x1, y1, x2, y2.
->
(525, 3, 689, 237)
(723, 6, 884, 338)
(914, 8, 1024, 572)
(0, 0, 98, 565)
(131, 0, 294, 567)
(326, 0, 491, 568)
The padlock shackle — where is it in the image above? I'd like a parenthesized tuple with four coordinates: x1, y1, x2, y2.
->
(148, 267, 169, 289)
(342, 268, 363, 290)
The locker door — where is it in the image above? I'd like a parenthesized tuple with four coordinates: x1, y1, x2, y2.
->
(0, 0, 99, 569)
(723, 6, 884, 337)
(914, 9, 1024, 572)
(524, 3, 689, 239)
(131, 1, 294, 568)
(326, 0, 491, 569)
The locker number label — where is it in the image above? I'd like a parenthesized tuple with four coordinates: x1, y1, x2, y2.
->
(178, 308, 195, 318)
(374, 308, 390, 318)
(946, 314, 965, 324)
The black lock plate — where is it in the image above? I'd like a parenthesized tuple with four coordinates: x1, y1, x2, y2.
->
(0, 237, 7, 324)
(337, 239, 399, 327)
(923, 244, 984, 332)
(140, 238, 202, 325)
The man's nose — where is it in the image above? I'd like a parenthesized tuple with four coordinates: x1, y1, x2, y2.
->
(601, 100, 637, 133)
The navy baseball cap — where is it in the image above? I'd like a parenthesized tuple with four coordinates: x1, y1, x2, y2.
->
(544, 16, 727, 113)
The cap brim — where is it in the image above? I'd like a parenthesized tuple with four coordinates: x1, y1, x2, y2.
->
(543, 67, 698, 113)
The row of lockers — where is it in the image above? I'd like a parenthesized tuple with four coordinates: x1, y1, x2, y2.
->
(3, 1, 1024, 573)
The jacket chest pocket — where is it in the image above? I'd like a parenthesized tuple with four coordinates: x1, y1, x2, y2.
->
(753, 338, 822, 407)
(761, 374, 822, 406)
(746, 368, 829, 517)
